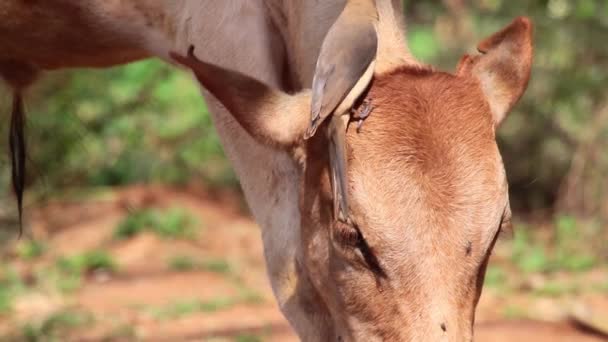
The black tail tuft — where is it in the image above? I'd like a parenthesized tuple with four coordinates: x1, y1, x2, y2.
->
(9, 91, 26, 236)
(1, 60, 39, 236)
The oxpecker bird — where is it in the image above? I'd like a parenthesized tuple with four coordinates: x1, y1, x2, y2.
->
(306, 0, 379, 139)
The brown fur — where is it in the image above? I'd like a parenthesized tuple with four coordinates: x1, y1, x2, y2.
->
(174, 16, 533, 341)
(0, 2, 412, 339)
(298, 69, 504, 341)
(1, 1, 535, 339)
(0, 1, 153, 69)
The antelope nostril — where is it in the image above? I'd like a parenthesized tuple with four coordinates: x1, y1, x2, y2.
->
(440, 323, 447, 332)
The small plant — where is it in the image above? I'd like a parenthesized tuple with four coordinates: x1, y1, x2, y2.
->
(114, 207, 198, 240)
(533, 281, 578, 297)
(0, 267, 24, 315)
(21, 309, 94, 342)
(510, 226, 531, 264)
(167, 255, 197, 271)
(167, 255, 233, 275)
(15, 240, 46, 260)
(518, 245, 550, 273)
(509, 221, 597, 274)
(201, 258, 232, 275)
(51, 251, 117, 293)
(146, 290, 263, 320)
(104, 323, 137, 341)
(502, 305, 528, 320)
(147, 298, 234, 320)
(556, 254, 596, 272)
(113, 209, 152, 239)
(235, 334, 263, 342)
(511, 227, 550, 273)
(57, 251, 118, 276)
(555, 215, 578, 245)
(553, 215, 597, 272)
(484, 265, 507, 288)
(33, 263, 82, 294)
(238, 288, 264, 305)
(597, 281, 608, 293)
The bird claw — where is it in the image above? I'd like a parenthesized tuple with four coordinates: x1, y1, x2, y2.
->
(352, 99, 373, 133)
(306, 99, 373, 139)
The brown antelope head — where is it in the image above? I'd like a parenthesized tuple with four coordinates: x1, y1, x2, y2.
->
(172, 16, 533, 342)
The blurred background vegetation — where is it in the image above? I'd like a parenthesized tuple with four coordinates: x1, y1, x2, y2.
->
(0, 0, 607, 340)
(0, 0, 605, 223)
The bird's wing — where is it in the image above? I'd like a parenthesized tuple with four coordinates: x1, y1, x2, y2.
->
(307, 16, 378, 138)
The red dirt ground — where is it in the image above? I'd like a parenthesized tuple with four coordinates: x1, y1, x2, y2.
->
(1, 185, 606, 341)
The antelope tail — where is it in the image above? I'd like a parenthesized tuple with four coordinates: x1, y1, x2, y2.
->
(1, 60, 40, 234)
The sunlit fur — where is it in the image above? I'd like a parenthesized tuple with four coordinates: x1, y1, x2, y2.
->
(0, 1, 412, 340)
(175, 16, 532, 341)
(0, 1, 532, 340)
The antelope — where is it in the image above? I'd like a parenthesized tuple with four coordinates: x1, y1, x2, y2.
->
(1, 1, 533, 340)
(173, 16, 533, 341)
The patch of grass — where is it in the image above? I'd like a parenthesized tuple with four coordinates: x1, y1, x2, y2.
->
(48, 268, 82, 294)
(518, 245, 550, 273)
(0, 267, 25, 315)
(509, 220, 598, 274)
(511, 226, 551, 273)
(114, 207, 198, 240)
(199, 297, 236, 313)
(484, 265, 507, 288)
(20, 309, 94, 342)
(555, 254, 597, 272)
(48, 251, 117, 293)
(103, 324, 136, 341)
(146, 290, 263, 320)
(555, 215, 578, 244)
(532, 281, 579, 297)
(237, 288, 265, 305)
(147, 297, 234, 320)
(502, 305, 528, 320)
(166, 255, 233, 275)
(201, 258, 232, 275)
(57, 250, 118, 276)
(168, 255, 198, 271)
(15, 240, 46, 260)
(553, 215, 597, 272)
(593, 281, 608, 293)
(235, 334, 263, 342)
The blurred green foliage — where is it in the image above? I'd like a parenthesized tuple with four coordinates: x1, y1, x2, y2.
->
(113, 207, 198, 240)
(0, 267, 24, 315)
(0, 1, 605, 225)
(20, 310, 94, 342)
(56, 250, 117, 275)
(234, 335, 264, 342)
(167, 255, 232, 275)
(15, 239, 46, 260)
(0, 60, 235, 217)
(405, 0, 608, 219)
(146, 297, 237, 319)
(510, 216, 597, 273)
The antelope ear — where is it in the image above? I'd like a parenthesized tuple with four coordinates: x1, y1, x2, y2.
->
(307, 0, 378, 138)
(170, 46, 310, 149)
(457, 16, 533, 127)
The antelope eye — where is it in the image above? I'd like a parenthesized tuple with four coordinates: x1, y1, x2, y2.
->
(332, 220, 386, 277)
(333, 220, 364, 248)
